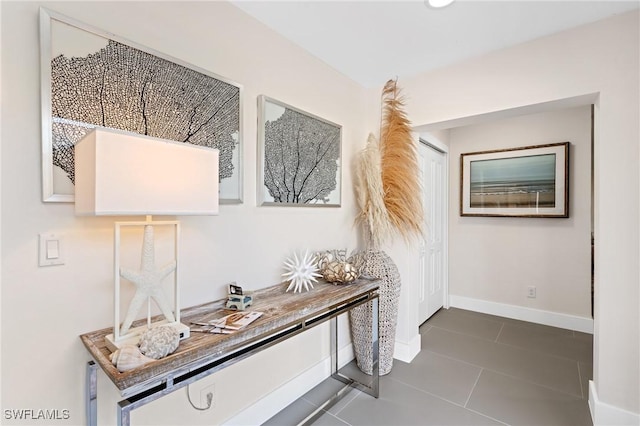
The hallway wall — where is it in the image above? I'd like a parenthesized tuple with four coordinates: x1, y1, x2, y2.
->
(448, 106, 592, 318)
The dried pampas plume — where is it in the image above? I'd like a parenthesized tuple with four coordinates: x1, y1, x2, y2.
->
(355, 133, 390, 248)
(354, 78, 423, 247)
(379, 79, 423, 241)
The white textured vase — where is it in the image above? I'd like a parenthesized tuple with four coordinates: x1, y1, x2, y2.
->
(349, 249, 401, 375)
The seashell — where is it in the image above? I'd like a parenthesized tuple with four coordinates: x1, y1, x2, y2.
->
(139, 326, 180, 359)
(110, 345, 155, 372)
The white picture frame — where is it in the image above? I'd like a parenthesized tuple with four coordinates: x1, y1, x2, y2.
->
(257, 96, 342, 207)
(39, 8, 243, 203)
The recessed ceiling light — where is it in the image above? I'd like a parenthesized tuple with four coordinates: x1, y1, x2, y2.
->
(426, 0, 455, 8)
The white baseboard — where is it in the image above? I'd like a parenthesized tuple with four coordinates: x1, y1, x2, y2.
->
(589, 380, 640, 425)
(449, 295, 593, 334)
(393, 334, 421, 363)
(223, 343, 354, 425)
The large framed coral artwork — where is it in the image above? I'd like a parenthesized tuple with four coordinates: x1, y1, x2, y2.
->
(39, 8, 243, 203)
(257, 96, 342, 207)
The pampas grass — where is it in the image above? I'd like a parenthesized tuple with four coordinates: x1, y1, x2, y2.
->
(379, 79, 423, 242)
(354, 79, 423, 247)
(355, 133, 391, 248)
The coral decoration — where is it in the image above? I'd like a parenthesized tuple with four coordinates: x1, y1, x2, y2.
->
(138, 327, 180, 360)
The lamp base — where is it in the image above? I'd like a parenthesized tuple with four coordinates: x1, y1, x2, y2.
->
(105, 321, 190, 352)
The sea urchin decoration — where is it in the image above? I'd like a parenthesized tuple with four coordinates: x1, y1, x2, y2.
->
(282, 250, 321, 293)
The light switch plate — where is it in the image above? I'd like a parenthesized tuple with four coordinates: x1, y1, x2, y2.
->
(39, 233, 64, 266)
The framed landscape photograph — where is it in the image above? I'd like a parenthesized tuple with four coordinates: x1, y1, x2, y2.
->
(40, 8, 243, 203)
(257, 96, 342, 207)
(460, 142, 569, 218)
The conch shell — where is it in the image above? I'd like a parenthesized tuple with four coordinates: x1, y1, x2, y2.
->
(110, 345, 155, 372)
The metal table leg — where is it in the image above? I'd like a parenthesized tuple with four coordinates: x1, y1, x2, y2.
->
(331, 315, 339, 376)
(86, 361, 98, 426)
(328, 296, 379, 398)
(117, 400, 132, 426)
(299, 296, 380, 425)
(370, 296, 379, 397)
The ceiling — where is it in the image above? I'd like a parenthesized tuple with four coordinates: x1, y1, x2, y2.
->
(231, 1, 639, 88)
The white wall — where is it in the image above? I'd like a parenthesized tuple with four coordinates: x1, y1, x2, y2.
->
(1, 1, 367, 424)
(448, 106, 592, 318)
(402, 10, 639, 418)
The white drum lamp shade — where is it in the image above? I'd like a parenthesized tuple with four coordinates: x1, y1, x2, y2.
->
(75, 128, 219, 216)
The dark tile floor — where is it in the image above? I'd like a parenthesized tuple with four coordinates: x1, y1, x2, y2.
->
(264, 307, 593, 426)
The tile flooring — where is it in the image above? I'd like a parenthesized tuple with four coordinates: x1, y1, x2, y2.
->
(264, 307, 593, 425)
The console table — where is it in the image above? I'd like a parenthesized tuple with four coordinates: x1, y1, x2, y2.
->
(80, 278, 380, 426)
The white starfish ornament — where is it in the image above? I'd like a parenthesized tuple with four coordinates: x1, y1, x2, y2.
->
(283, 250, 322, 293)
(119, 225, 177, 336)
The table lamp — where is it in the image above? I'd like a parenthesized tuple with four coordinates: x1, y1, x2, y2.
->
(75, 128, 219, 350)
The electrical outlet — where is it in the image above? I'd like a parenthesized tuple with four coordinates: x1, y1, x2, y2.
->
(201, 383, 215, 409)
(527, 286, 537, 298)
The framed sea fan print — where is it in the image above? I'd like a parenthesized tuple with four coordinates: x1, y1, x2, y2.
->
(39, 8, 243, 203)
(257, 96, 342, 207)
(460, 142, 569, 218)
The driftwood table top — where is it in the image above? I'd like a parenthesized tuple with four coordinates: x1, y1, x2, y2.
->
(80, 278, 379, 396)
